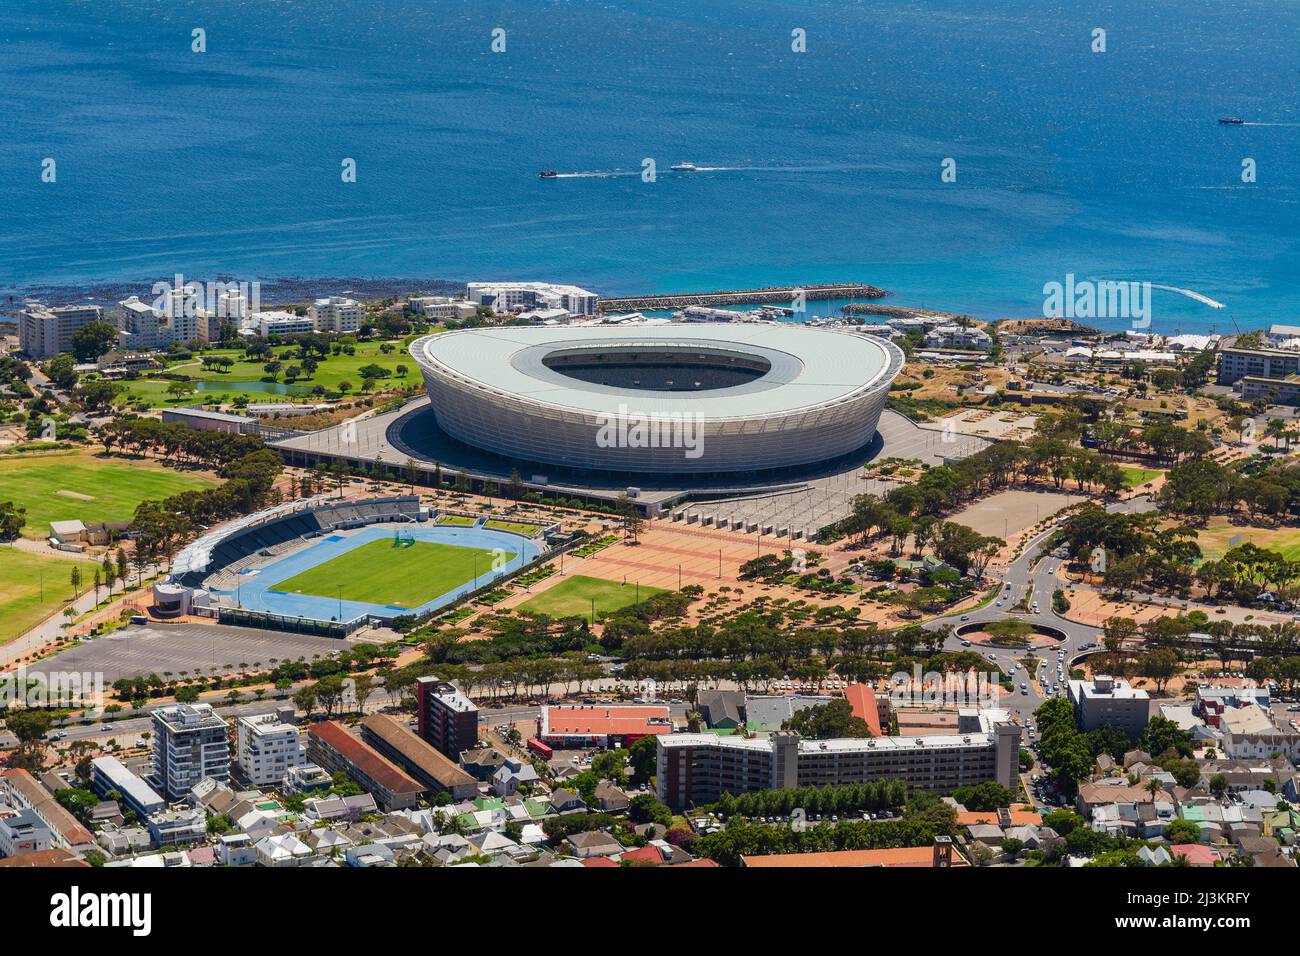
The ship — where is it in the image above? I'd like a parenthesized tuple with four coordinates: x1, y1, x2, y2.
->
(538, 170, 559, 178)
(669, 162, 698, 172)
(1218, 117, 1245, 125)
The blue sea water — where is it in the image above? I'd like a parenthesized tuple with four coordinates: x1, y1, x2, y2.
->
(2, 0, 1299, 334)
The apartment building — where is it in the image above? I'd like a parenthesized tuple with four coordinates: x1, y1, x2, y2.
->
(359, 715, 478, 800)
(415, 677, 479, 758)
(1217, 345, 1300, 386)
(465, 281, 599, 317)
(236, 712, 304, 787)
(0, 770, 95, 852)
(307, 721, 424, 811)
(19, 303, 104, 359)
(406, 296, 479, 322)
(151, 703, 231, 800)
(308, 296, 365, 334)
(1067, 675, 1151, 738)
(655, 712, 1021, 809)
(116, 296, 164, 350)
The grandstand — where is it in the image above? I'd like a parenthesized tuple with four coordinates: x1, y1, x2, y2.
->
(165, 495, 543, 633)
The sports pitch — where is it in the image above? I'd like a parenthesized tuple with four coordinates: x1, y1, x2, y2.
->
(519, 574, 664, 623)
(0, 450, 217, 537)
(272, 538, 513, 607)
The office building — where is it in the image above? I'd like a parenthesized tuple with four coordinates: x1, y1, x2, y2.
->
(19, 303, 104, 359)
(151, 703, 231, 800)
(415, 677, 478, 758)
(236, 713, 304, 787)
(0, 810, 52, 858)
(90, 755, 165, 818)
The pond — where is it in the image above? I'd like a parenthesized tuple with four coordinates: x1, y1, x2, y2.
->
(194, 379, 308, 395)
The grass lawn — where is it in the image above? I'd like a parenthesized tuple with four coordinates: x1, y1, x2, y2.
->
(1196, 518, 1300, 563)
(518, 574, 664, 623)
(436, 515, 476, 526)
(118, 338, 424, 408)
(271, 539, 512, 607)
(1121, 466, 1163, 489)
(0, 547, 102, 644)
(0, 450, 219, 537)
(484, 519, 543, 536)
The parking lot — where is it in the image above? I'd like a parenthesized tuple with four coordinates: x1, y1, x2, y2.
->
(40, 621, 353, 683)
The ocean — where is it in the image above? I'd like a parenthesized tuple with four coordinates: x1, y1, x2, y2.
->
(2, 0, 1298, 334)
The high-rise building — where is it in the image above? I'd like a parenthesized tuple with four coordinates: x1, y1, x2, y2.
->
(236, 712, 304, 787)
(150, 703, 231, 800)
(415, 678, 479, 758)
(116, 296, 164, 350)
(19, 303, 104, 359)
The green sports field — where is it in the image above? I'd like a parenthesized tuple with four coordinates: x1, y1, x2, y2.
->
(518, 574, 664, 623)
(1195, 518, 1300, 563)
(1120, 466, 1163, 489)
(0, 547, 102, 644)
(0, 450, 219, 537)
(270, 538, 513, 607)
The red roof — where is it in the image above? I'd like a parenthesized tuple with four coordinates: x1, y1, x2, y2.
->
(542, 705, 673, 738)
(843, 684, 882, 736)
(1169, 844, 1219, 866)
(308, 721, 422, 796)
(581, 856, 619, 867)
(620, 845, 663, 866)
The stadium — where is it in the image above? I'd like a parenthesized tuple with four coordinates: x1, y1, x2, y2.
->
(409, 324, 905, 475)
(163, 496, 546, 632)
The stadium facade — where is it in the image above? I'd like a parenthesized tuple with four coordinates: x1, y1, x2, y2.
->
(409, 324, 904, 475)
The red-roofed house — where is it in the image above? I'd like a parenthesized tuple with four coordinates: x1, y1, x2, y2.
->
(1169, 844, 1219, 867)
(581, 855, 619, 867)
(620, 845, 663, 866)
(844, 684, 883, 736)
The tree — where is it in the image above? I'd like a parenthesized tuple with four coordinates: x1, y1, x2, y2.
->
(0, 501, 26, 541)
(1164, 819, 1201, 844)
(782, 699, 872, 739)
(627, 734, 658, 786)
(69, 321, 119, 363)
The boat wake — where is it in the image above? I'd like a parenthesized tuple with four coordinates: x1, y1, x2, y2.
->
(1148, 284, 1226, 309)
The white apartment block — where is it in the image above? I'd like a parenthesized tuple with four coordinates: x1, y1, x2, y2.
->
(19, 303, 105, 359)
(465, 281, 599, 317)
(117, 296, 164, 350)
(237, 713, 304, 787)
(246, 310, 315, 337)
(309, 296, 365, 334)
